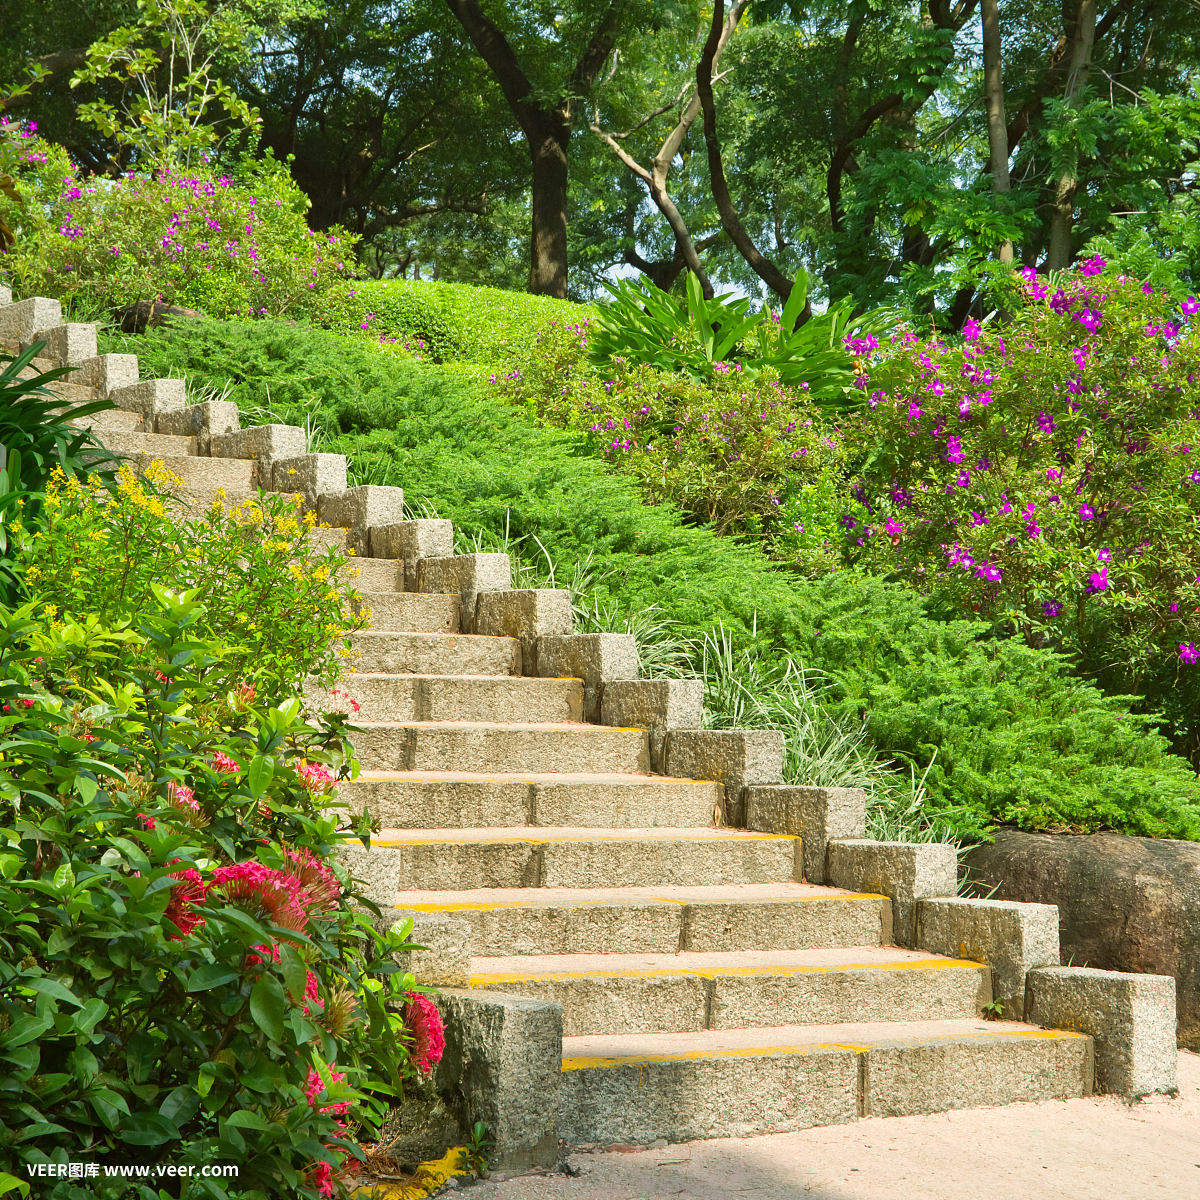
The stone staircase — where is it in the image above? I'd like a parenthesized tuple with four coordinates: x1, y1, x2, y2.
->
(9, 288, 1177, 1166)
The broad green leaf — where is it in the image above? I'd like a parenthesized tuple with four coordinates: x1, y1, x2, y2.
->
(249, 971, 287, 1042)
(279, 942, 308, 1005)
(246, 754, 274, 798)
(0, 1171, 30, 1198)
(224, 1109, 270, 1131)
(187, 963, 240, 992)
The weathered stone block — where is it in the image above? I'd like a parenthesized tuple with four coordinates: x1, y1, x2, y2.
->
(437, 989, 562, 1171)
(744, 785, 866, 884)
(0, 297, 61, 344)
(476, 589, 573, 676)
(0, 284, 11, 306)
(663, 729, 784, 827)
(826, 839, 957, 947)
(370, 520, 454, 591)
(1025, 965, 1177, 1097)
(318, 484, 405, 532)
(29, 322, 97, 366)
(917, 897, 1060, 1019)
(271, 453, 348, 499)
(537, 633, 638, 723)
(210, 424, 306, 485)
(110, 379, 187, 425)
(418, 554, 511, 634)
(963, 829, 1200, 1049)
(155, 400, 240, 453)
(74, 353, 139, 399)
(601, 679, 705, 772)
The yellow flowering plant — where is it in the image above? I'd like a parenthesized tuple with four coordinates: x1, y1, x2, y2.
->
(19, 463, 368, 694)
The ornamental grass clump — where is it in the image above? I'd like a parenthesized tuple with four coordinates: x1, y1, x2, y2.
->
(846, 259, 1200, 764)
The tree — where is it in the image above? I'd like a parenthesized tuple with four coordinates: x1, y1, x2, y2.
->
(442, 0, 631, 296)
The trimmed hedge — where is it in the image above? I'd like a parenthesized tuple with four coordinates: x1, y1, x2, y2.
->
(106, 317, 1200, 840)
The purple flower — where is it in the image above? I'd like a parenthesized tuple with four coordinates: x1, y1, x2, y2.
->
(955, 470, 971, 488)
(1047, 467, 1062, 481)
(1087, 567, 1109, 593)
(1180, 643, 1199, 665)
(1097, 548, 1112, 564)
(1026, 522, 1041, 538)
(1079, 504, 1096, 520)
(1183, 297, 1200, 317)
(885, 517, 904, 536)
(1078, 254, 1106, 277)
(1076, 308, 1103, 334)
(1043, 600, 1063, 618)
(945, 437, 965, 465)
(840, 514, 857, 531)
(1037, 412, 1057, 434)
(975, 562, 1003, 582)
(970, 511, 990, 527)
(1071, 345, 1090, 370)
(962, 318, 982, 342)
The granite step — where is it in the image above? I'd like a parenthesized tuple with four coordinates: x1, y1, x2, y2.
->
(318, 673, 579, 723)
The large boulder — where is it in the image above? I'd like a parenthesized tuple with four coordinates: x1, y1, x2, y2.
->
(963, 830, 1200, 1049)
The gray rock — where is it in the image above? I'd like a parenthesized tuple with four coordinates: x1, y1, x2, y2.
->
(601, 679, 705, 772)
(538, 633, 638, 723)
(963, 829, 1200, 1048)
(476, 589, 573, 675)
(744, 785, 866, 884)
(663, 729, 784, 826)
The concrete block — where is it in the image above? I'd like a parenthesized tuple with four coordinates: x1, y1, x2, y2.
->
(382, 909, 471, 987)
(74, 353, 139, 399)
(0, 297, 61, 344)
(826, 840, 957, 948)
(154, 399, 240, 452)
(353, 629, 520, 676)
(916, 897, 1060, 1019)
(663, 729, 784, 827)
(210, 424, 306, 485)
(0, 285, 10, 306)
(537, 633, 638, 723)
(1025, 965, 1177, 1097)
(744, 785, 867, 884)
(370, 520, 454, 591)
(601, 679, 705, 772)
(437, 989, 561, 1170)
(476, 589, 573, 675)
(271, 453, 348, 500)
(110, 379, 187, 427)
(418, 554, 511, 635)
(29, 322, 97, 365)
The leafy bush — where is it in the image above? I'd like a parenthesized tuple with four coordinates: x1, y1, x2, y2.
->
(590, 269, 889, 406)
(112, 316, 1200, 839)
(0, 120, 355, 320)
(0, 589, 435, 1197)
(849, 259, 1200, 765)
(310, 278, 587, 369)
(502, 316, 847, 571)
(21, 465, 368, 694)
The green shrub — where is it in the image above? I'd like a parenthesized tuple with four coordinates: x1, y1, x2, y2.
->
(0, 591, 432, 1197)
(20, 464, 368, 694)
(112, 317, 1200, 839)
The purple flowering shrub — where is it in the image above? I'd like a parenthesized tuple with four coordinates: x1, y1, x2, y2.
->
(0, 120, 356, 319)
(846, 259, 1200, 762)
(503, 317, 848, 572)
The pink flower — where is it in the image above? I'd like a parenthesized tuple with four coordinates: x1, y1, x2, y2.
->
(210, 861, 311, 932)
(164, 868, 207, 938)
(168, 782, 201, 814)
(304, 1065, 351, 1114)
(306, 1161, 334, 1198)
(298, 762, 337, 796)
(212, 751, 240, 774)
(406, 994, 446, 1076)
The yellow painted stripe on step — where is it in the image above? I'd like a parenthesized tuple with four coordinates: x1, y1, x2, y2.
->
(351, 1145, 473, 1199)
(470, 958, 985, 986)
(404, 893, 885, 913)
(559, 1028, 1089, 1071)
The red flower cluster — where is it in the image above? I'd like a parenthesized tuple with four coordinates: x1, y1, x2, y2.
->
(405, 993, 446, 1076)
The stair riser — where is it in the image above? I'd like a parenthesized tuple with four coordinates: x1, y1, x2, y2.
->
(103, 430, 198, 458)
(351, 836, 800, 890)
(341, 777, 721, 829)
(559, 1033, 1092, 1146)
(328, 677, 581, 723)
(357, 592, 459, 634)
(473, 964, 990, 1036)
(347, 558, 403, 591)
(134, 454, 253, 490)
(351, 633, 519, 676)
(70, 409, 144, 433)
(354, 726, 650, 774)
(431, 897, 892, 956)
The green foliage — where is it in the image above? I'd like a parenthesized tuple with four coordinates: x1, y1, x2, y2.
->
(20, 464, 368, 694)
(114, 316, 1200, 840)
(590, 269, 891, 407)
(851, 264, 1200, 767)
(0, 590, 427, 1197)
(0, 121, 356, 320)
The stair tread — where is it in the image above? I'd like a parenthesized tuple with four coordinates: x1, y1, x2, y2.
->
(347, 672, 571, 682)
(562, 1018, 1082, 1063)
(356, 770, 711, 784)
(471, 946, 976, 980)
(371, 825, 781, 843)
(355, 720, 636, 731)
(393, 882, 866, 907)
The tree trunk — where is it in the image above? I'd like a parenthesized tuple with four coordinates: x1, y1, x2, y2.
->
(1047, 0, 1097, 269)
(981, 0, 1013, 262)
(529, 126, 570, 296)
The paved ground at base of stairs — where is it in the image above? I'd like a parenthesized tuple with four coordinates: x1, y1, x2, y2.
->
(461, 1051, 1200, 1200)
